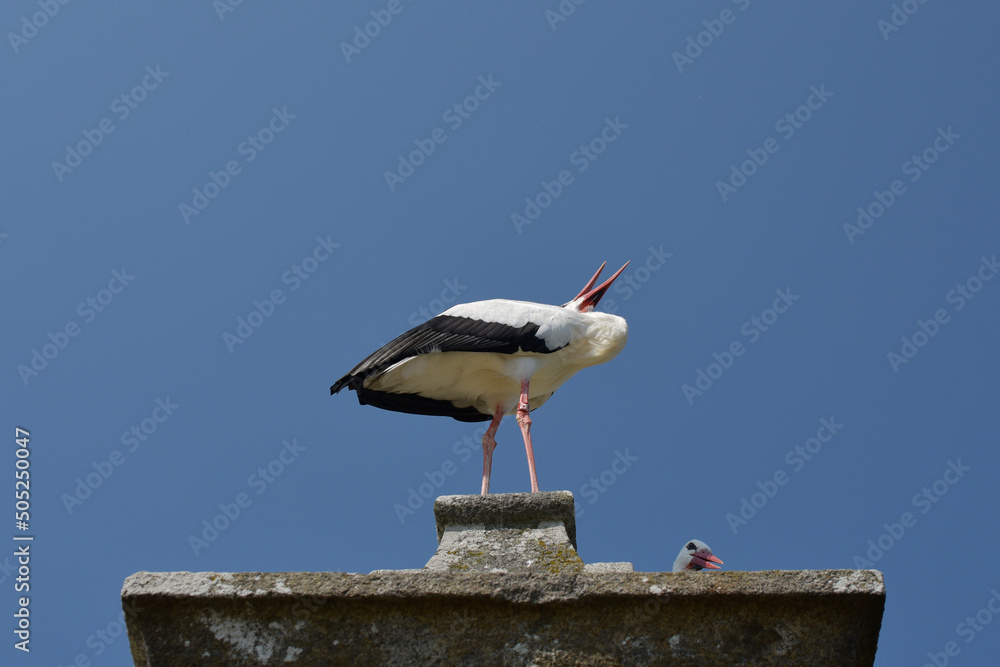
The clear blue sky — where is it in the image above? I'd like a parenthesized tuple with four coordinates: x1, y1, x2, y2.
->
(3, 2, 998, 664)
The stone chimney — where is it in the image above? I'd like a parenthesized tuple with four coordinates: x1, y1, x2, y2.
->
(123, 491, 884, 665)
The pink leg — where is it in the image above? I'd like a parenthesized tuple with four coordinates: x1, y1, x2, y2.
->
(481, 405, 505, 495)
(515, 378, 540, 492)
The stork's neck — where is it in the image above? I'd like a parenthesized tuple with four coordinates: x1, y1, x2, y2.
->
(582, 311, 628, 361)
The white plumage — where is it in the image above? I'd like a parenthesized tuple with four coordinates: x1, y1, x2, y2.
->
(365, 300, 627, 417)
(331, 262, 630, 494)
(673, 540, 724, 573)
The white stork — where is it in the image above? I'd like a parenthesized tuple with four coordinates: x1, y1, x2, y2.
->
(331, 261, 630, 495)
(672, 540, 724, 573)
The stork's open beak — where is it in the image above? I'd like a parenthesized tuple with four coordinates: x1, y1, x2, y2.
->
(691, 550, 723, 570)
(572, 261, 629, 312)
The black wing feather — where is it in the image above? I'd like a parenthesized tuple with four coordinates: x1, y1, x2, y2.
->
(330, 314, 557, 395)
(352, 388, 495, 422)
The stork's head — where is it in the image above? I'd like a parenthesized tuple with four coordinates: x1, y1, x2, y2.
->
(564, 261, 629, 312)
(672, 539, 724, 573)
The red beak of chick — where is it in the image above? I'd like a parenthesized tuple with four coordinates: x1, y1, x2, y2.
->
(691, 550, 724, 570)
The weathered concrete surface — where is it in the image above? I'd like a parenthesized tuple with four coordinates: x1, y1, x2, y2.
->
(124, 492, 884, 665)
(584, 562, 634, 573)
(123, 568, 884, 666)
(434, 491, 577, 545)
(426, 491, 586, 573)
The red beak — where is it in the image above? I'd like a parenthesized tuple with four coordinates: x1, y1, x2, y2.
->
(691, 551, 723, 570)
(572, 261, 629, 312)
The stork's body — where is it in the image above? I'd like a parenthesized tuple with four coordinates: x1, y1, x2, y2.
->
(331, 262, 629, 494)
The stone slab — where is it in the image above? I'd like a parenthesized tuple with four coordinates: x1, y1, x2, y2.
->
(426, 491, 583, 573)
(123, 568, 885, 666)
(433, 491, 577, 547)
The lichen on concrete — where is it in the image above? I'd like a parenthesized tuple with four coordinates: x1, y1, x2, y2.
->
(202, 611, 278, 663)
(122, 492, 885, 666)
(534, 538, 585, 574)
(123, 569, 885, 666)
(426, 492, 584, 573)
